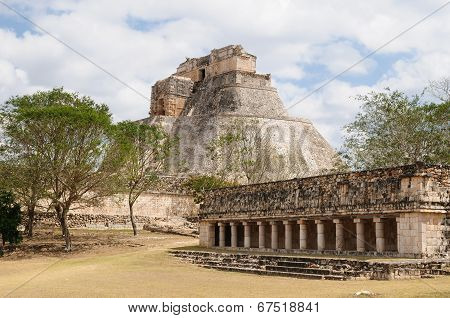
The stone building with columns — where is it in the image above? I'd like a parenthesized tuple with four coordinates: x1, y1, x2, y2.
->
(199, 163, 449, 258)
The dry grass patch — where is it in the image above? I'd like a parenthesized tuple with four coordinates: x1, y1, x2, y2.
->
(0, 229, 449, 298)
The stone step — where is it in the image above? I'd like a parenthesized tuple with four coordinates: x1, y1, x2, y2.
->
(275, 260, 310, 268)
(172, 254, 262, 264)
(200, 264, 347, 280)
(397, 268, 450, 276)
(266, 265, 342, 276)
(170, 250, 450, 280)
(201, 260, 261, 268)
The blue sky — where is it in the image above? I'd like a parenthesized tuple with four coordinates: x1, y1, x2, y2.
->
(0, 0, 449, 148)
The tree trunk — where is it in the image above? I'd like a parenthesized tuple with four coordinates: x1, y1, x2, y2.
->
(26, 204, 35, 238)
(61, 207, 72, 251)
(54, 203, 65, 236)
(129, 201, 137, 236)
(54, 203, 72, 251)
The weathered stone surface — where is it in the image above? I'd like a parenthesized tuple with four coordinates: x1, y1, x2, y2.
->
(142, 44, 336, 179)
(28, 178, 199, 234)
(199, 163, 449, 258)
(170, 250, 450, 280)
(30, 212, 198, 236)
(201, 163, 449, 219)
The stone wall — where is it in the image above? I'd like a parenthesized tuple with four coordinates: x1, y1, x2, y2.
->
(150, 76, 194, 116)
(397, 212, 448, 257)
(31, 177, 199, 230)
(199, 163, 449, 258)
(71, 191, 197, 218)
(33, 212, 198, 233)
(201, 163, 449, 219)
(176, 45, 256, 81)
(180, 70, 285, 118)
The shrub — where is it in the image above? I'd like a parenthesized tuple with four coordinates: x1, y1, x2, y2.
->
(0, 190, 22, 251)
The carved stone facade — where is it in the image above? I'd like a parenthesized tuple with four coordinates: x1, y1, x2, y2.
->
(199, 163, 449, 258)
(176, 45, 256, 82)
(150, 76, 193, 116)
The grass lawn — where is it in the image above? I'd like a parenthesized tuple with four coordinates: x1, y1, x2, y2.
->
(0, 229, 449, 298)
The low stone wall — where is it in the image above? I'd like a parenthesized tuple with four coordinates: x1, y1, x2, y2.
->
(32, 212, 199, 236)
(33, 212, 196, 229)
(27, 187, 199, 234)
(71, 191, 197, 218)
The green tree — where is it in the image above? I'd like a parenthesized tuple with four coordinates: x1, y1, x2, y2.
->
(183, 175, 237, 204)
(115, 121, 175, 236)
(0, 191, 22, 251)
(342, 88, 449, 170)
(1, 88, 122, 251)
(428, 77, 450, 103)
(0, 132, 49, 238)
(207, 119, 280, 184)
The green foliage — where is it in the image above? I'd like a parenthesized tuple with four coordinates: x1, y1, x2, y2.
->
(183, 175, 237, 204)
(114, 121, 176, 235)
(341, 88, 450, 170)
(207, 119, 278, 184)
(0, 191, 22, 248)
(115, 121, 176, 200)
(0, 87, 122, 250)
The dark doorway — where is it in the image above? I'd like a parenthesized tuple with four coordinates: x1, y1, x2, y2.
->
(214, 225, 219, 247)
(199, 68, 206, 80)
(225, 224, 231, 247)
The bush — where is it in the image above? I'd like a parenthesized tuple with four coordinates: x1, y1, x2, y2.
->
(0, 190, 22, 251)
(183, 175, 238, 204)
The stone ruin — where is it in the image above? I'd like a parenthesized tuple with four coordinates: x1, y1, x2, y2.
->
(199, 163, 449, 259)
(142, 44, 336, 180)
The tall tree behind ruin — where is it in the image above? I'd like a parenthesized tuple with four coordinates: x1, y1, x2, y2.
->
(1, 88, 123, 251)
(341, 88, 449, 170)
(207, 119, 283, 184)
(115, 121, 176, 236)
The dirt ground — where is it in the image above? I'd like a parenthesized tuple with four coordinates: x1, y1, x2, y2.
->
(1, 228, 449, 298)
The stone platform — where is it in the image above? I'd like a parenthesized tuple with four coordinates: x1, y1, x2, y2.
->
(170, 249, 450, 280)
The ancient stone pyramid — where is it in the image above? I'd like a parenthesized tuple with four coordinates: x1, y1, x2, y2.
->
(141, 45, 336, 181)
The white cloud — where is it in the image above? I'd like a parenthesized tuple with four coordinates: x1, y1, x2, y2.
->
(0, 0, 448, 148)
(313, 41, 376, 75)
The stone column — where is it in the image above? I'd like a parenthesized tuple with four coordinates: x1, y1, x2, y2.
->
(354, 218, 365, 252)
(373, 218, 385, 253)
(257, 221, 266, 248)
(243, 222, 251, 248)
(315, 220, 325, 251)
(270, 221, 278, 249)
(218, 222, 226, 247)
(297, 219, 307, 250)
(230, 222, 238, 248)
(396, 217, 401, 254)
(207, 223, 215, 247)
(334, 219, 344, 251)
(283, 221, 293, 250)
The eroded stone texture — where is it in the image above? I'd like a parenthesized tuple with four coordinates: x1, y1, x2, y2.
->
(29, 177, 198, 233)
(142, 44, 336, 179)
(199, 163, 449, 258)
(170, 250, 450, 280)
